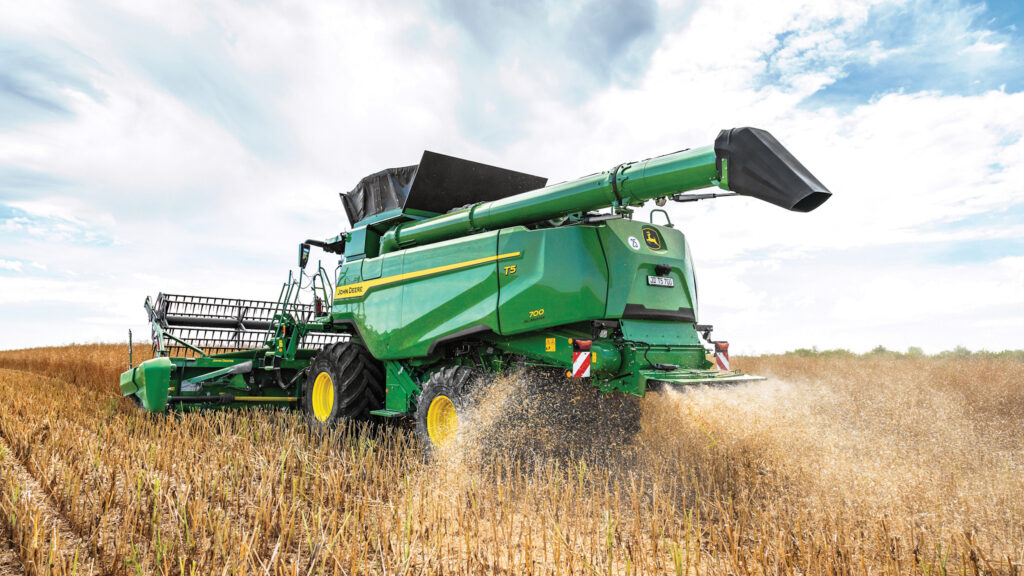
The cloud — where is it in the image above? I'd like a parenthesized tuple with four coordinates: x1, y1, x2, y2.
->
(7, 196, 115, 226)
(805, 0, 1024, 104)
(438, 0, 659, 83)
(0, 0, 1021, 353)
(431, 0, 663, 147)
(963, 31, 1008, 54)
(0, 36, 104, 130)
(0, 259, 22, 272)
(700, 250, 1024, 354)
(1, 199, 115, 244)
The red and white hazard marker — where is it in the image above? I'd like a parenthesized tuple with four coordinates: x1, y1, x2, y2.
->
(714, 341, 730, 371)
(572, 350, 591, 377)
(570, 339, 592, 378)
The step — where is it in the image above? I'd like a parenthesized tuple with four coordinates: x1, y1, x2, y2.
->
(369, 409, 407, 418)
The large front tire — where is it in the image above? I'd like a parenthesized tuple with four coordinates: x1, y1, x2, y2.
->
(302, 341, 384, 431)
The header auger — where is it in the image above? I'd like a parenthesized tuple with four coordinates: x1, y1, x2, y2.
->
(120, 127, 831, 451)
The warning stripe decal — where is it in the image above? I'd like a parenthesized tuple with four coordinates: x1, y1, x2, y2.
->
(715, 351, 731, 371)
(572, 350, 591, 378)
(334, 251, 522, 300)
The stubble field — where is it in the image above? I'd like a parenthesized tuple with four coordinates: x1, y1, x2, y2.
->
(0, 344, 1021, 575)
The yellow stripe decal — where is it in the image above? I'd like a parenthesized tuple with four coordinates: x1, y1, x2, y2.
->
(233, 396, 298, 402)
(334, 251, 522, 300)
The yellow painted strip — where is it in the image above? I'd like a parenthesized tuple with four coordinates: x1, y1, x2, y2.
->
(334, 251, 522, 300)
(233, 396, 298, 402)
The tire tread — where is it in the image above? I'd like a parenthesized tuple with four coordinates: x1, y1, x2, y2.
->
(303, 341, 384, 429)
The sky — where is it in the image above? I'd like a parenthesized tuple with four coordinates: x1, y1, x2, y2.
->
(1, 0, 1022, 353)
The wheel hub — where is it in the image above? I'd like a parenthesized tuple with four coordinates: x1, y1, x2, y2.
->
(312, 371, 334, 422)
(426, 395, 458, 447)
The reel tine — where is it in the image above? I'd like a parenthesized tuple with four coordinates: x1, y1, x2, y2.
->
(154, 293, 343, 356)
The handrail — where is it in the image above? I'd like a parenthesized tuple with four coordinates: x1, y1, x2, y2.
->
(649, 208, 673, 228)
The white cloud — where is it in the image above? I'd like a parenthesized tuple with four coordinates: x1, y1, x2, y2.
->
(0, 0, 1021, 353)
(1, 199, 116, 244)
(864, 40, 906, 65)
(0, 260, 23, 272)
(7, 196, 116, 227)
(964, 38, 1007, 54)
(697, 253, 1024, 354)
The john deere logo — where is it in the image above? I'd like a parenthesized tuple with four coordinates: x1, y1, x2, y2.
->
(641, 226, 664, 250)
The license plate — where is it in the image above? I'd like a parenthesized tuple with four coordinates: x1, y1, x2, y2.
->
(647, 275, 674, 287)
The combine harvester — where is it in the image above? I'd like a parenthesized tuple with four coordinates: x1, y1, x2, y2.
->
(120, 127, 830, 450)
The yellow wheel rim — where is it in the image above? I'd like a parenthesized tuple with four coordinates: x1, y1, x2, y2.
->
(312, 371, 334, 422)
(426, 395, 458, 447)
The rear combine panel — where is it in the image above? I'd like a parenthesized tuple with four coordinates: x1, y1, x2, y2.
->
(121, 127, 831, 451)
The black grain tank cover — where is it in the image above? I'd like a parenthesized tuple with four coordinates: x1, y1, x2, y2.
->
(715, 127, 831, 212)
(340, 151, 547, 225)
(340, 165, 417, 225)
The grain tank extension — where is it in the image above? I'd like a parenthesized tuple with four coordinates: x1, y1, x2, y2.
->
(120, 127, 831, 450)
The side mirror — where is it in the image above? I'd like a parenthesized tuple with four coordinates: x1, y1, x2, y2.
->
(298, 243, 311, 269)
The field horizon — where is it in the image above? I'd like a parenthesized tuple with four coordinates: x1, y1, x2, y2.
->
(0, 344, 1021, 575)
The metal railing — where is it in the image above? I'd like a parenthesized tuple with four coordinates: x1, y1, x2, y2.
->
(145, 260, 343, 358)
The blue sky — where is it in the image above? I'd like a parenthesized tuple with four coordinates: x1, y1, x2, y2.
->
(1, 0, 1022, 352)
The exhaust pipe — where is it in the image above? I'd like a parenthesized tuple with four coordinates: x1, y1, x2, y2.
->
(715, 127, 831, 212)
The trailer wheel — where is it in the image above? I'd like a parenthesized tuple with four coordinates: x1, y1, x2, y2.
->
(415, 365, 481, 454)
(303, 341, 384, 430)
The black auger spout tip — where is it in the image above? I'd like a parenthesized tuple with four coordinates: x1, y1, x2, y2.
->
(715, 127, 832, 212)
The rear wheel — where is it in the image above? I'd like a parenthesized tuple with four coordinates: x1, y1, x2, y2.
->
(303, 341, 384, 431)
(415, 366, 481, 455)
(128, 393, 144, 410)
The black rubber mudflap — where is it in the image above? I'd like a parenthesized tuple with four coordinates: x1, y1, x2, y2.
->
(715, 127, 832, 212)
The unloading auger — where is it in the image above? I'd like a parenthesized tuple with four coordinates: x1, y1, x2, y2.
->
(120, 127, 831, 450)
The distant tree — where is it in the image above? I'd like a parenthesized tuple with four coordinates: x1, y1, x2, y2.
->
(791, 346, 819, 357)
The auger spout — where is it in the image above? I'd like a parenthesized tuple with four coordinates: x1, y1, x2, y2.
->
(379, 127, 830, 253)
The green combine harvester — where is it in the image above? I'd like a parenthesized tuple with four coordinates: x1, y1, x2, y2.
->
(120, 127, 830, 449)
